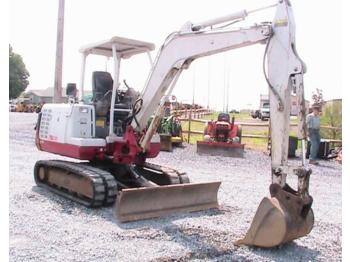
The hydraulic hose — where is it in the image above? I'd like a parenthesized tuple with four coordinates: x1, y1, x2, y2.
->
(263, 32, 284, 111)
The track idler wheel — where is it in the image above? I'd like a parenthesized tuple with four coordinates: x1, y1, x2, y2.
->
(235, 183, 314, 247)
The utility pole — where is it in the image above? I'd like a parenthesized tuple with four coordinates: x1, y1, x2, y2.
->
(53, 0, 65, 103)
(207, 57, 211, 109)
(226, 59, 230, 113)
(188, 65, 196, 143)
(223, 55, 227, 112)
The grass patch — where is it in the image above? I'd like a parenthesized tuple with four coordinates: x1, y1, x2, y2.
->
(242, 137, 268, 151)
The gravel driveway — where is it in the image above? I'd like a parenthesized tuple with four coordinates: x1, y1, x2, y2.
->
(9, 113, 342, 261)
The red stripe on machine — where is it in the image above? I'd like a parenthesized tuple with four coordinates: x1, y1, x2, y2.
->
(39, 140, 102, 160)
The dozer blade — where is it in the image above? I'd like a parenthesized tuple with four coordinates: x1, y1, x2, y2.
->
(116, 181, 221, 222)
(235, 184, 314, 247)
(197, 141, 244, 158)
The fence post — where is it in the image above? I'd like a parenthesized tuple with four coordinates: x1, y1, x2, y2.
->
(187, 108, 192, 143)
(267, 121, 271, 152)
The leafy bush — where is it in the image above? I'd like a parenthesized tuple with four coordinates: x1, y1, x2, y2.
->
(320, 100, 342, 140)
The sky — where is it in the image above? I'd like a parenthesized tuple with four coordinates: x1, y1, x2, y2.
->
(9, 0, 342, 110)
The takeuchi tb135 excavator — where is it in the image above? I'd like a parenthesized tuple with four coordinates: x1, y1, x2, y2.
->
(34, 0, 314, 247)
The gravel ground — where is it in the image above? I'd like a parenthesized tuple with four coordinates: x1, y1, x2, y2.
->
(9, 113, 342, 261)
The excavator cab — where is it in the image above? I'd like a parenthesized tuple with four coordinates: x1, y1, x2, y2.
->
(76, 36, 157, 142)
(91, 71, 135, 138)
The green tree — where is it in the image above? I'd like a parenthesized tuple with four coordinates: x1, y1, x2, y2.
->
(311, 88, 326, 107)
(320, 100, 342, 140)
(9, 45, 30, 99)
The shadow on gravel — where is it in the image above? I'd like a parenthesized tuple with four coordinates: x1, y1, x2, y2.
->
(31, 185, 226, 225)
(32, 186, 88, 215)
(115, 207, 254, 261)
(149, 225, 321, 261)
(32, 185, 242, 260)
(246, 241, 321, 261)
(32, 186, 321, 261)
(116, 208, 228, 229)
(313, 163, 339, 170)
(148, 223, 246, 262)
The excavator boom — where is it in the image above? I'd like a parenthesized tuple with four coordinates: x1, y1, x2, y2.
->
(135, 0, 314, 247)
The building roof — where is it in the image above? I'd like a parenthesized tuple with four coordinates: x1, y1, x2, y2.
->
(25, 87, 67, 97)
(79, 36, 155, 58)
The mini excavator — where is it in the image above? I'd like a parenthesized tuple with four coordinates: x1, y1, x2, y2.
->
(34, 0, 314, 247)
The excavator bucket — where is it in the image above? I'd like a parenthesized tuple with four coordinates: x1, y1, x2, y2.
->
(116, 181, 221, 222)
(197, 141, 244, 158)
(235, 184, 314, 247)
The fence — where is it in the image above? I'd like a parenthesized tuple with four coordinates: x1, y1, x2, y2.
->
(179, 117, 342, 145)
(171, 108, 212, 119)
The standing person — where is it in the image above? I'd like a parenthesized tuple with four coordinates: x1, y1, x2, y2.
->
(307, 104, 321, 165)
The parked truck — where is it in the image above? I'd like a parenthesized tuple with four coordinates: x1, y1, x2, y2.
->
(251, 94, 270, 121)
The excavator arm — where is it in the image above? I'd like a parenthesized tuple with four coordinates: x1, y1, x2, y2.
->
(133, 0, 314, 247)
(133, 22, 272, 151)
(133, 24, 271, 130)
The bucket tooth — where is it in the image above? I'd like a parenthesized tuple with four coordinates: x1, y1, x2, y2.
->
(235, 184, 314, 247)
(116, 181, 221, 222)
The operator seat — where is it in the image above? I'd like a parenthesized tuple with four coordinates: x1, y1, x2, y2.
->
(92, 71, 113, 102)
(92, 71, 113, 138)
(92, 71, 133, 138)
(217, 112, 230, 123)
(92, 71, 113, 115)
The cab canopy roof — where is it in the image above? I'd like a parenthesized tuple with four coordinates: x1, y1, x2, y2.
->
(79, 36, 155, 59)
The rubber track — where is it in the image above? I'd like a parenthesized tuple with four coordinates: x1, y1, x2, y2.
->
(34, 160, 118, 207)
(142, 162, 190, 184)
(77, 163, 118, 206)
